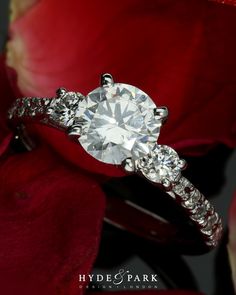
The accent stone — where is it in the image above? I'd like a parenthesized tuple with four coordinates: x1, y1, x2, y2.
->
(48, 92, 83, 127)
(137, 145, 181, 183)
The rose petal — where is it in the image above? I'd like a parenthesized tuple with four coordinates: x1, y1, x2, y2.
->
(10, 0, 38, 21)
(210, 0, 236, 7)
(0, 144, 105, 294)
(6, 0, 236, 176)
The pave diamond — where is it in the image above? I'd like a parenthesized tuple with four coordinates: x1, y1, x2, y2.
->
(201, 213, 219, 235)
(183, 190, 202, 209)
(77, 83, 160, 164)
(137, 145, 181, 184)
(48, 92, 84, 127)
(191, 200, 208, 221)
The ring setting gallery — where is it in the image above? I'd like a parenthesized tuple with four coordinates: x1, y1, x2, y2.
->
(8, 73, 223, 249)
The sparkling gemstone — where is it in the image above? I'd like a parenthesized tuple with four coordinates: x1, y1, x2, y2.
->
(18, 106, 25, 117)
(137, 145, 181, 183)
(77, 83, 160, 164)
(48, 92, 83, 127)
(201, 213, 219, 235)
(191, 200, 208, 220)
(173, 177, 193, 198)
(183, 190, 202, 209)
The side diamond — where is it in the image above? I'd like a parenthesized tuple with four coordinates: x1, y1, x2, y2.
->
(47, 91, 84, 127)
(137, 145, 181, 184)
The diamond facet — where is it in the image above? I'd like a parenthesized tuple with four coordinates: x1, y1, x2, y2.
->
(77, 83, 161, 164)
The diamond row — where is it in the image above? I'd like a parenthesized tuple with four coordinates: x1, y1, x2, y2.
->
(8, 97, 51, 120)
(170, 177, 222, 247)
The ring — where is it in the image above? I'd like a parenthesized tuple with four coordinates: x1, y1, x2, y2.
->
(8, 73, 223, 250)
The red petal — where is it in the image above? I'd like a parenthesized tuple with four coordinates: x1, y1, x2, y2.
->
(0, 144, 105, 294)
(210, 0, 236, 6)
(7, 0, 236, 176)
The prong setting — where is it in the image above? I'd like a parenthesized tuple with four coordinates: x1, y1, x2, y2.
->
(56, 87, 67, 98)
(67, 124, 82, 140)
(121, 158, 135, 173)
(101, 73, 114, 87)
(161, 179, 172, 191)
(154, 106, 169, 123)
(178, 159, 187, 170)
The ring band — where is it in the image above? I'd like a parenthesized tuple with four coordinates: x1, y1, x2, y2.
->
(8, 73, 223, 250)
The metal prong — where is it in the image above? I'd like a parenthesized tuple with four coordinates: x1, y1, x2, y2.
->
(161, 178, 172, 191)
(67, 125, 82, 141)
(56, 87, 67, 98)
(154, 106, 169, 124)
(178, 159, 187, 170)
(121, 158, 135, 173)
(101, 73, 114, 87)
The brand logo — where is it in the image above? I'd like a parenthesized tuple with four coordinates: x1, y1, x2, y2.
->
(78, 269, 159, 290)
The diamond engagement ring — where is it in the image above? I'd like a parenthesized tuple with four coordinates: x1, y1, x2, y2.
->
(8, 73, 223, 250)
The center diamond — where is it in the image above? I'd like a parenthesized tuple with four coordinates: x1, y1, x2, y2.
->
(77, 83, 160, 164)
